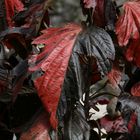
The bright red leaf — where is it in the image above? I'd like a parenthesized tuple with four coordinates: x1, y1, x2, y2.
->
(29, 24, 82, 129)
(4, 0, 24, 27)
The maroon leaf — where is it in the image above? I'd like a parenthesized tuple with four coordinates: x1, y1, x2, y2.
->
(29, 24, 82, 129)
(93, 0, 105, 27)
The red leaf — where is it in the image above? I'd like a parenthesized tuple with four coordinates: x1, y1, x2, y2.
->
(131, 82, 140, 96)
(4, 0, 24, 27)
(93, 0, 105, 27)
(125, 39, 140, 67)
(116, 1, 140, 46)
(127, 112, 137, 133)
(107, 65, 122, 89)
(83, 0, 97, 9)
(29, 24, 82, 129)
(100, 116, 128, 133)
(82, 0, 116, 28)
(20, 112, 51, 140)
(115, 1, 140, 67)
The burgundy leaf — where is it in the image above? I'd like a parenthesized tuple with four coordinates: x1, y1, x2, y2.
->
(29, 24, 82, 129)
(93, 0, 105, 27)
(93, 0, 116, 29)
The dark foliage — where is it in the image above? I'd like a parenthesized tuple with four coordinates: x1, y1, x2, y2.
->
(0, 0, 7, 31)
(0, 0, 140, 140)
(13, 0, 51, 39)
(81, 0, 117, 30)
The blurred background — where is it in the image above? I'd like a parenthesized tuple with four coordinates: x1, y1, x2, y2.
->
(50, 0, 86, 26)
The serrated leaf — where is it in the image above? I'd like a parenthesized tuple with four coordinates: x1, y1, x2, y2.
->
(79, 26, 115, 75)
(29, 23, 82, 129)
(115, 1, 140, 67)
(29, 24, 115, 131)
(116, 1, 140, 46)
